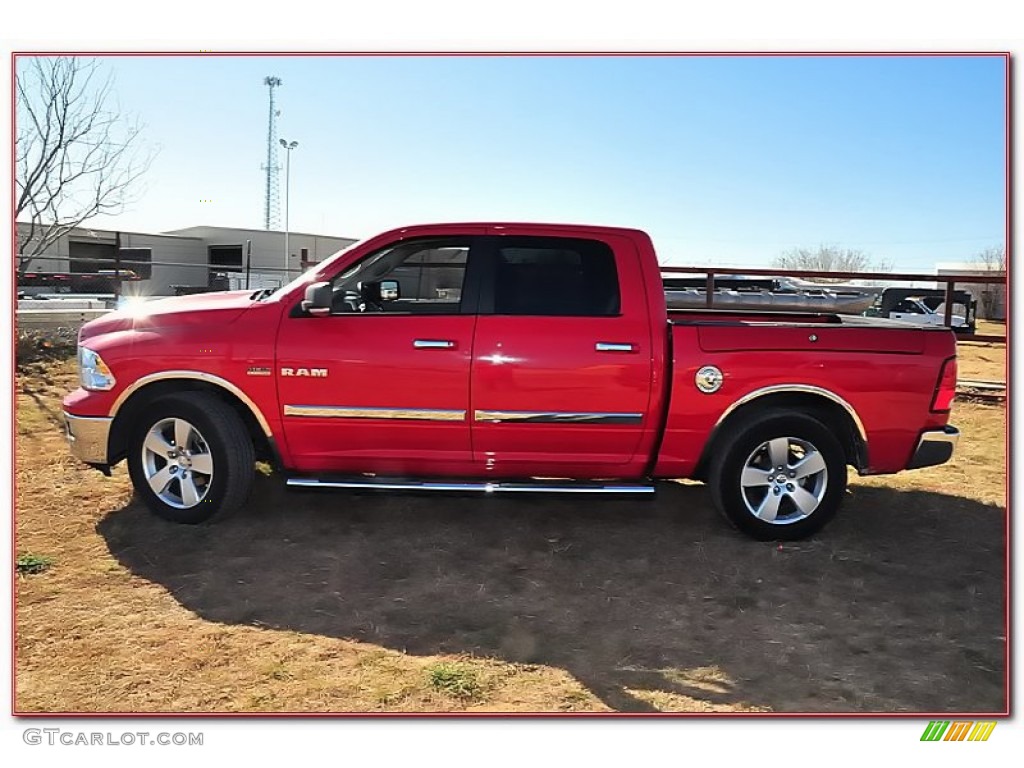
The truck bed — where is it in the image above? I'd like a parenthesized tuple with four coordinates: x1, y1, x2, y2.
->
(655, 309, 956, 479)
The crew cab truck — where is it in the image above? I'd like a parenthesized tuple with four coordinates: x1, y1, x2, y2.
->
(63, 223, 960, 540)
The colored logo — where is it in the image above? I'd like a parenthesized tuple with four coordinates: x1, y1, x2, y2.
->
(920, 721, 996, 741)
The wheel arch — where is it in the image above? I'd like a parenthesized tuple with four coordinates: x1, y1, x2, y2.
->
(694, 385, 869, 479)
(107, 372, 277, 466)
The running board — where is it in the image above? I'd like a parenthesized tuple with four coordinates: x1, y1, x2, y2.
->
(286, 477, 655, 494)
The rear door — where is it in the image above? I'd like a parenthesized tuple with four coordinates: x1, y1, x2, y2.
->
(469, 231, 654, 476)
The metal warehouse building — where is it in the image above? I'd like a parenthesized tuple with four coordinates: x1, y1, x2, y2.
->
(16, 222, 358, 296)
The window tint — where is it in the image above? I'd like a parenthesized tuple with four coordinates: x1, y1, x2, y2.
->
(330, 238, 469, 314)
(492, 237, 620, 316)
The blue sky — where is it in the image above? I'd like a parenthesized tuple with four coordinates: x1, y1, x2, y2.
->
(34, 54, 1006, 270)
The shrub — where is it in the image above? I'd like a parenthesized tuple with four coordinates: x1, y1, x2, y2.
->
(426, 662, 482, 700)
(16, 553, 55, 576)
(15, 328, 77, 367)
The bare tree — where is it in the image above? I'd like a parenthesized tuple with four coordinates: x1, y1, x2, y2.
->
(772, 245, 892, 283)
(15, 56, 153, 274)
(975, 245, 1006, 320)
(976, 244, 1006, 272)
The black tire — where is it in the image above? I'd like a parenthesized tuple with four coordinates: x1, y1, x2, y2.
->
(708, 411, 847, 540)
(126, 392, 255, 524)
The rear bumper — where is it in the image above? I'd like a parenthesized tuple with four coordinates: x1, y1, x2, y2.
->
(63, 411, 111, 466)
(906, 425, 959, 470)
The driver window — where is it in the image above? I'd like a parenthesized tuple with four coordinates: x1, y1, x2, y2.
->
(329, 238, 469, 314)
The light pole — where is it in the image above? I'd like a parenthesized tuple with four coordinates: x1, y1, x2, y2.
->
(279, 138, 298, 279)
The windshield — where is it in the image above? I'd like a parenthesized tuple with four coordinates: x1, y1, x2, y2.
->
(265, 239, 366, 302)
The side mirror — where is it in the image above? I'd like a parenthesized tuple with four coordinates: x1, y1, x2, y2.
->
(379, 280, 400, 301)
(301, 281, 332, 316)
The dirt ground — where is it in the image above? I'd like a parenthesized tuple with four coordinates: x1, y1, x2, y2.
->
(14, 346, 1007, 714)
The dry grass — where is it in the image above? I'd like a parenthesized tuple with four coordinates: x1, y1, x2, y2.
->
(957, 320, 1007, 383)
(15, 345, 1006, 714)
(974, 319, 1006, 337)
(958, 350, 1006, 383)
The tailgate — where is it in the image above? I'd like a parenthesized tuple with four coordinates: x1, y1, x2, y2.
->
(697, 325, 926, 354)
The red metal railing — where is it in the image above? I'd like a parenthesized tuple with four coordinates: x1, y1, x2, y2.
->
(660, 265, 1007, 343)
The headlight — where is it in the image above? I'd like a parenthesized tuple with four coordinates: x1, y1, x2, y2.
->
(78, 346, 116, 391)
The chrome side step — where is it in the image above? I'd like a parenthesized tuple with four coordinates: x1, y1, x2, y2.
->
(286, 477, 656, 494)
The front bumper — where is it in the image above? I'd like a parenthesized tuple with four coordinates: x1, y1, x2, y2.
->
(906, 425, 960, 470)
(63, 411, 112, 466)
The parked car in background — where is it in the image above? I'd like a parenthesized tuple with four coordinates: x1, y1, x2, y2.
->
(864, 287, 976, 335)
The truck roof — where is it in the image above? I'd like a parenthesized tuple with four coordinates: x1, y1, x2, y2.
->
(381, 222, 653, 239)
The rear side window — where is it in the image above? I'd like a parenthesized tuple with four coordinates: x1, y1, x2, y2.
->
(492, 237, 620, 316)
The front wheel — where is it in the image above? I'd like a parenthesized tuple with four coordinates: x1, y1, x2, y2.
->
(126, 392, 256, 524)
(708, 411, 847, 540)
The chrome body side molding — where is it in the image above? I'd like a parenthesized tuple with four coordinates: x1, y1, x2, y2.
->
(284, 405, 466, 422)
(474, 410, 644, 425)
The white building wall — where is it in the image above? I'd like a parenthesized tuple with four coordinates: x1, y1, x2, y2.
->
(163, 225, 357, 278)
(17, 222, 358, 296)
(936, 262, 1006, 321)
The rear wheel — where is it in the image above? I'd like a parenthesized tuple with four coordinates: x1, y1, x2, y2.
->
(708, 411, 847, 540)
(126, 393, 255, 524)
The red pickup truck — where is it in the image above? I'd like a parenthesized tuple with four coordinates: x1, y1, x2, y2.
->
(62, 222, 959, 539)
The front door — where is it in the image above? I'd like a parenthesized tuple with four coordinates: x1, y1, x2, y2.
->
(276, 236, 481, 476)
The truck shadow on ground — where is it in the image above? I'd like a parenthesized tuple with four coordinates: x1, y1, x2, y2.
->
(97, 478, 1006, 713)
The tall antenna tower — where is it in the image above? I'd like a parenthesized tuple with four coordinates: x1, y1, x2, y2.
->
(262, 76, 282, 230)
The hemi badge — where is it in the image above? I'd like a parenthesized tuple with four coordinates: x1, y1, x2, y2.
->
(247, 367, 272, 377)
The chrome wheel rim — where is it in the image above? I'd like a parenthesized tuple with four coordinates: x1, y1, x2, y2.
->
(739, 436, 828, 525)
(141, 417, 214, 509)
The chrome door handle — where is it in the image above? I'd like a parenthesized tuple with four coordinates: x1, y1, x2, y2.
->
(595, 342, 635, 352)
(414, 339, 455, 349)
